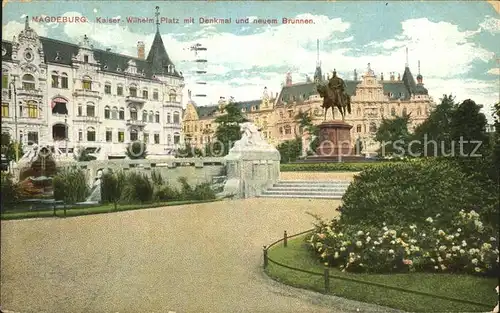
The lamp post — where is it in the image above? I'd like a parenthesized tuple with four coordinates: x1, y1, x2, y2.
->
(9, 76, 19, 162)
(64, 114, 68, 157)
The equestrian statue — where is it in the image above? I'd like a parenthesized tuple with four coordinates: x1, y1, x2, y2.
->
(316, 70, 351, 121)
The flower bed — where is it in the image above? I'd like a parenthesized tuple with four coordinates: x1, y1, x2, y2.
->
(307, 210, 499, 276)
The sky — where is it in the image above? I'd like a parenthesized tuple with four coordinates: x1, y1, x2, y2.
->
(2, 1, 499, 121)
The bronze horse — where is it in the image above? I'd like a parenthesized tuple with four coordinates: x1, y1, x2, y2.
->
(316, 84, 352, 121)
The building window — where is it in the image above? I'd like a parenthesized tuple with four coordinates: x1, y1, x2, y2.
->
(142, 110, 148, 122)
(391, 108, 396, 116)
(417, 107, 422, 116)
(155, 111, 160, 123)
(167, 113, 172, 124)
(61, 73, 68, 89)
(142, 89, 148, 99)
(279, 127, 283, 135)
(84, 55, 89, 63)
(118, 131, 124, 143)
(105, 83, 111, 94)
(22, 74, 35, 90)
(130, 129, 138, 141)
(78, 130, 83, 141)
(27, 101, 38, 118)
(169, 92, 176, 102)
(195, 125, 198, 132)
(52, 99, 68, 115)
(153, 90, 159, 100)
(106, 130, 112, 142)
(369, 123, 377, 133)
(284, 125, 292, 135)
(173, 133, 180, 144)
(167, 134, 172, 145)
(143, 133, 149, 143)
(173, 112, 180, 124)
(86, 103, 95, 117)
(87, 127, 96, 142)
(51, 72, 59, 88)
(2, 71, 8, 89)
(117, 85, 123, 96)
(130, 108, 137, 120)
(77, 104, 83, 116)
(119, 108, 125, 120)
(288, 111, 293, 118)
(104, 106, 110, 119)
(148, 111, 154, 123)
(356, 124, 362, 133)
(129, 86, 137, 97)
(82, 77, 92, 90)
(402, 108, 407, 116)
(27, 131, 38, 144)
(279, 111, 284, 119)
(2, 103, 9, 117)
(154, 133, 160, 144)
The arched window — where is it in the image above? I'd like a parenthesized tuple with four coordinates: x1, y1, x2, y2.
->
(279, 127, 283, 135)
(119, 107, 125, 120)
(82, 76, 92, 91)
(130, 107, 137, 120)
(155, 111, 160, 123)
(87, 127, 96, 141)
(22, 74, 35, 90)
(169, 90, 176, 102)
(153, 89, 159, 100)
(104, 106, 110, 119)
(77, 103, 83, 116)
(173, 111, 180, 124)
(130, 128, 138, 141)
(86, 102, 95, 117)
(51, 97, 68, 115)
(284, 125, 291, 135)
(129, 84, 137, 97)
(51, 71, 59, 88)
(167, 134, 172, 145)
(104, 82, 111, 94)
(117, 84, 123, 96)
(402, 108, 407, 116)
(357, 108, 361, 116)
(167, 113, 172, 124)
(173, 132, 180, 144)
(417, 107, 422, 116)
(356, 124, 362, 133)
(61, 72, 68, 89)
(391, 107, 396, 116)
(148, 110, 154, 123)
(142, 88, 148, 99)
(369, 122, 377, 133)
(111, 106, 118, 119)
(142, 110, 148, 122)
(27, 101, 38, 118)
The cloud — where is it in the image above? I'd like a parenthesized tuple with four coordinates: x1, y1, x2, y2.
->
(479, 16, 500, 34)
(487, 68, 500, 75)
(2, 18, 49, 40)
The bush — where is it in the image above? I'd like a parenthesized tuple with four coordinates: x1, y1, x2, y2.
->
(340, 159, 496, 229)
(192, 182, 216, 200)
(150, 170, 164, 186)
(100, 171, 121, 210)
(153, 184, 180, 202)
(307, 210, 499, 276)
(120, 171, 153, 203)
(53, 168, 88, 204)
(277, 138, 302, 163)
(1, 173, 19, 206)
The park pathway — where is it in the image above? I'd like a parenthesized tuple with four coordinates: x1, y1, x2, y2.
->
(1, 198, 400, 313)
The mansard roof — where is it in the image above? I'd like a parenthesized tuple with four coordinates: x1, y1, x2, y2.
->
(195, 99, 262, 119)
(1, 35, 181, 79)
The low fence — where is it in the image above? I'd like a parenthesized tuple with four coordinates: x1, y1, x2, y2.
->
(263, 229, 493, 309)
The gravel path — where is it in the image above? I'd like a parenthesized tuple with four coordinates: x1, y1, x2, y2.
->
(1, 198, 401, 313)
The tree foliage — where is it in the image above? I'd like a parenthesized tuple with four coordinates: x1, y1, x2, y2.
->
(276, 138, 302, 163)
(294, 111, 319, 154)
(213, 99, 248, 156)
(1, 133, 24, 162)
(374, 114, 411, 157)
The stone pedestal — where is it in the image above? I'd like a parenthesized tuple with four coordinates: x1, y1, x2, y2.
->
(315, 120, 353, 156)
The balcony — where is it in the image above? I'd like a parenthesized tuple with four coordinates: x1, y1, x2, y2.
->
(162, 101, 181, 108)
(125, 95, 146, 105)
(126, 119, 146, 128)
(73, 115, 101, 123)
(17, 117, 44, 125)
(73, 89, 102, 99)
(17, 88, 44, 98)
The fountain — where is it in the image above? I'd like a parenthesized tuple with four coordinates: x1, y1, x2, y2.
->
(75, 169, 102, 206)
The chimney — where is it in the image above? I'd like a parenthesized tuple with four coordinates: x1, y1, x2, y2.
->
(390, 72, 395, 81)
(137, 41, 145, 60)
(354, 69, 358, 81)
(397, 73, 401, 81)
(380, 72, 384, 81)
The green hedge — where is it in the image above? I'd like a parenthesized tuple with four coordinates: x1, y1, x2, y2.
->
(53, 168, 89, 204)
(339, 158, 497, 229)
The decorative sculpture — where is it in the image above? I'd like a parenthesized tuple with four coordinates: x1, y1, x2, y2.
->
(316, 70, 352, 121)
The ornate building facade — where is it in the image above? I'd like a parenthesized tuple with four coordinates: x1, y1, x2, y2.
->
(1, 14, 184, 159)
(183, 59, 434, 156)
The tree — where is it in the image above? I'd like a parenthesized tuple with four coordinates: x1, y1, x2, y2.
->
(276, 139, 302, 163)
(100, 171, 121, 211)
(294, 111, 319, 154)
(375, 114, 411, 158)
(412, 94, 456, 157)
(213, 99, 248, 156)
(125, 141, 148, 159)
(1, 133, 24, 162)
(490, 102, 500, 181)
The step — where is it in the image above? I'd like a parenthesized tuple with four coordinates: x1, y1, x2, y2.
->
(274, 183, 350, 188)
(259, 194, 343, 199)
(277, 180, 351, 184)
(261, 191, 345, 197)
(267, 186, 348, 192)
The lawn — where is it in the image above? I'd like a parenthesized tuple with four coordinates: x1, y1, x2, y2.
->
(0, 198, 223, 220)
(266, 236, 498, 312)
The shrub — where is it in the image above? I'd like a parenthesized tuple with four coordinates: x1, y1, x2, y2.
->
(192, 182, 216, 200)
(177, 176, 194, 200)
(340, 159, 495, 228)
(53, 168, 88, 204)
(100, 171, 121, 210)
(1, 173, 19, 206)
(120, 171, 153, 203)
(307, 210, 499, 276)
(277, 138, 302, 163)
(151, 170, 164, 186)
(125, 141, 148, 159)
(153, 184, 180, 202)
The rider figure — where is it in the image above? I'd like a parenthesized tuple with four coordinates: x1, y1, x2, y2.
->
(328, 70, 345, 95)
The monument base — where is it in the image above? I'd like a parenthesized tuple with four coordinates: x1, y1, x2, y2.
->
(315, 120, 353, 156)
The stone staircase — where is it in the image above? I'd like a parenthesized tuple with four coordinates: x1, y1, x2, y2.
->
(259, 180, 351, 199)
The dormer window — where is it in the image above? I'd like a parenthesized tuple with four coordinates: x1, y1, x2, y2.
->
(84, 55, 89, 63)
(55, 51, 61, 61)
(104, 65, 108, 70)
(117, 67, 122, 72)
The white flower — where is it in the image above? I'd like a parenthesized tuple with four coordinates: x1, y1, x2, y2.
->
(459, 249, 465, 254)
(409, 224, 417, 230)
(461, 240, 467, 247)
(357, 231, 364, 236)
(430, 258, 436, 263)
(334, 252, 340, 259)
(438, 257, 443, 262)
(434, 266, 439, 270)
(454, 233, 460, 237)
(439, 245, 447, 252)
(445, 253, 452, 259)
(389, 230, 397, 237)
(482, 243, 492, 250)
(457, 228, 462, 232)
(445, 235, 454, 241)
(390, 240, 395, 245)
(349, 257, 355, 263)
(440, 264, 446, 270)
(452, 246, 459, 252)
(471, 258, 478, 265)
(340, 247, 346, 251)
(366, 236, 371, 244)
(422, 233, 426, 237)
(388, 249, 395, 254)
(474, 267, 481, 272)
(383, 226, 388, 232)
(490, 237, 497, 242)
(426, 217, 434, 223)
(373, 241, 380, 245)
(435, 213, 441, 218)
(356, 241, 363, 248)
(438, 230, 445, 236)
(359, 263, 364, 267)
(383, 222, 386, 226)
